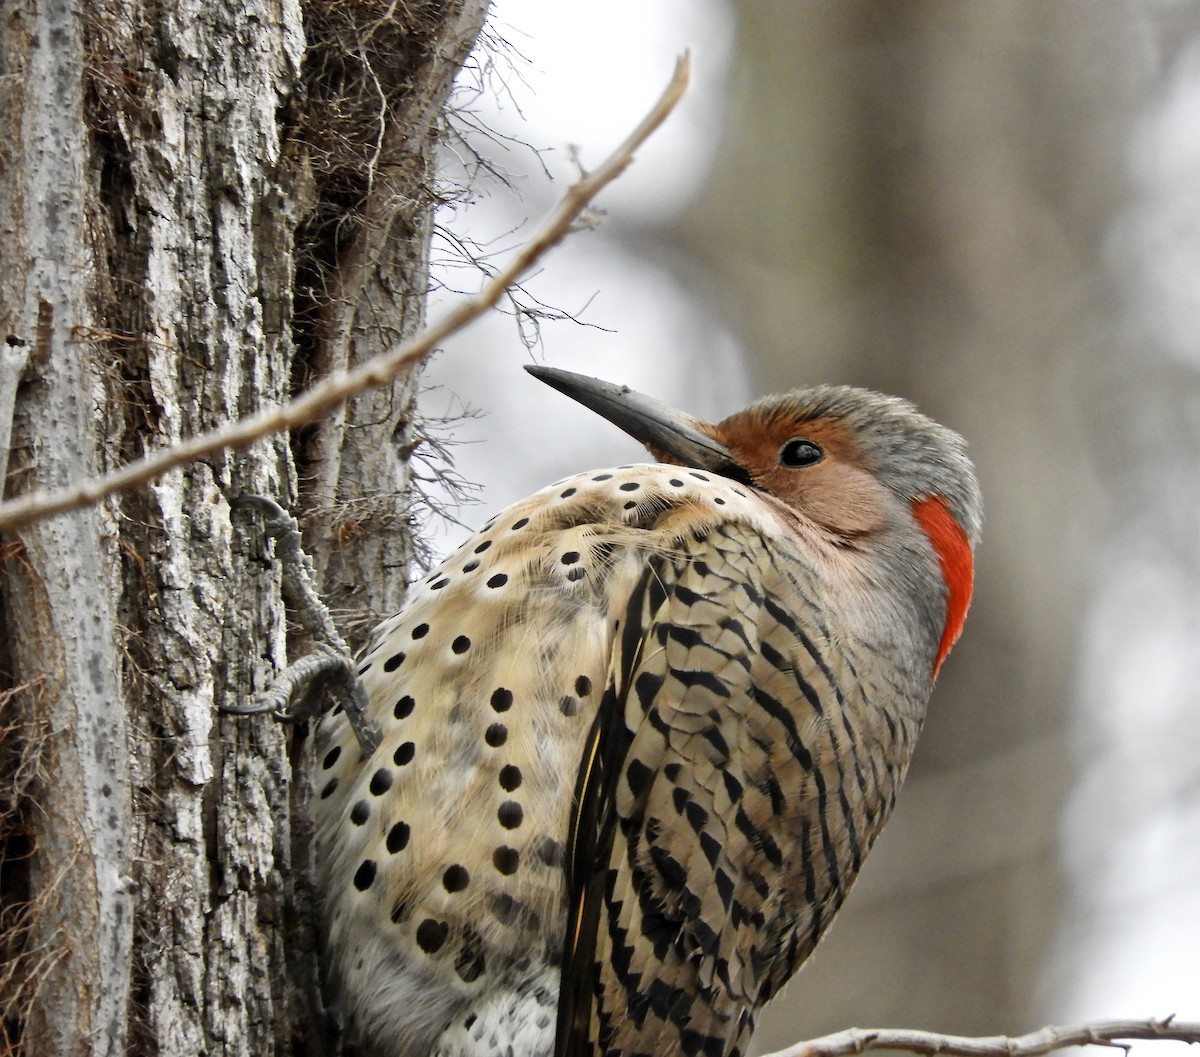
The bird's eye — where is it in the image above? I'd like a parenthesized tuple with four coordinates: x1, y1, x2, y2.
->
(779, 438, 824, 467)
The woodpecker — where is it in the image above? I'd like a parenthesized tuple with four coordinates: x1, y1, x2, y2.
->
(310, 367, 982, 1057)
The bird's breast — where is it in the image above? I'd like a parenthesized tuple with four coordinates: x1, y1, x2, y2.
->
(307, 462, 916, 1057)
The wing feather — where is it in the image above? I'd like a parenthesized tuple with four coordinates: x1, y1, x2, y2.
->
(556, 520, 920, 1057)
(556, 524, 829, 1057)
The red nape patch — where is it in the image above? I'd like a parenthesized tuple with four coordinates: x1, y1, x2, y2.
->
(911, 496, 974, 680)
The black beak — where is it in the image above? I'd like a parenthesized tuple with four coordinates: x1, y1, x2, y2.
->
(525, 366, 750, 484)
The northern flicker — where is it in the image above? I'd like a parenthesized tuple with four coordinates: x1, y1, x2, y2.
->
(309, 366, 982, 1057)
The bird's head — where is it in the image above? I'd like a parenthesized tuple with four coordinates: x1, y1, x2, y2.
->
(526, 366, 982, 676)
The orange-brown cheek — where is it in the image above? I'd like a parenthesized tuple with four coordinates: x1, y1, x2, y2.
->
(757, 462, 888, 538)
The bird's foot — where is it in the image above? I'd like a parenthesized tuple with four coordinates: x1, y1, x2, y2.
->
(227, 495, 381, 755)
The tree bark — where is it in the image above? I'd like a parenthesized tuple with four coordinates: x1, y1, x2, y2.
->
(0, 5, 131, 1056)
(0, 1, 488, 1055)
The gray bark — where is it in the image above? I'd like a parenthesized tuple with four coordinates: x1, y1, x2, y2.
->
(1, 3, 131, 1055)
(0, 1, 488, 1055)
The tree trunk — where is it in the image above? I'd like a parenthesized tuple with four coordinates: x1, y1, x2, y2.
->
(0, 1, 488, 1054)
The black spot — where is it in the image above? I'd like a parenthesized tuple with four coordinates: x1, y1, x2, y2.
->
(592, 473, 613, 481)
(350, 800, 369, 825)
(383, 652, 405, 672)
(722, 771, 744, 802)
(320, 778, 338, 799)
(411, 624, 429, 640)
(733, 488, 746, 497)
(394, 695, 415, 719)
(575, 675, 592, 697)
(322, 746, 342, 770)
(619, 482, 640, 492)
(390, 898, 411, 924)
(700, 723, 731, 758)
(510, 517, 530, 530)
(560, 551, 580, 565)
(353, 860, 377, 890)
(635, 670, 666, 714)
(485, 723, 508, 747)
(537, 837, 565, 867)
(499, 764, 522, 791)
(623, 501, 638, 510)
(464, 1014, 477, 1030)
(369, 769, 393, 795)
(649, 845, 688, 889)
(663, 762, 682, 782)
(452, 635, 471, 654)
(628, 759, 655, 797)
(393, 741, 416, 766)
(559, 695, 579, 717)
(357, 663, 371, 676)
(487, 573, 508, 589)
(416, 918, 448, 953)
(491, 893, 517, 923)
(430, 578, 450, 591)
(462, 560, 479, 573)
(566, 568, 585, 582)
(714, 868, 735, 909)
(560, 487, 577, 498)
(490, 688, 513, 712)
(386, 821, 410, 853)
(669, 478, 685, 487)
(442, 864, 470, 892)
(455, 942, 486, 982)
(474, 540, 492, 554)
(493, 846, 520, 874)
(714, 497, 726, 506)
(685, 801, 709, 833)
(689, 472, 710, 481)
(497, 801, 523, 829)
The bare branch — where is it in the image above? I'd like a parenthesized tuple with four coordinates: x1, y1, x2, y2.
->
(763, 1017, 1200, 1057)
(0, 53, 692, 534)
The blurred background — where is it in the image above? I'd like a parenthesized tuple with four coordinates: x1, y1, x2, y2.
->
(423, 2, 1200, 1052)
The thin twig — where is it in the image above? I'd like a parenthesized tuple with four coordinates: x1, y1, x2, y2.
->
(0, 53, 692, 533)
(763, 1016, 1200, 1057)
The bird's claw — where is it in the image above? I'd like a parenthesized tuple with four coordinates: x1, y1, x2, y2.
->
(231, 496, 381, 756)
